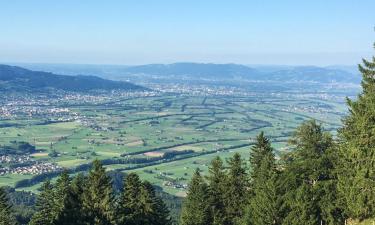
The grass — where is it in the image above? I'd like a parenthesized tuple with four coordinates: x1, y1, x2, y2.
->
(0, 174, 33, 187)
(57, 158, 90, 167)
(0, 94, 344, 194)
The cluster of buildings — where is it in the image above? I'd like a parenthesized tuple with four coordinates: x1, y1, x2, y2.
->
(0, 162, 62, 175)
(283, 105, 332, 114)
(150, 83, 253, 96)
(0, 155, 31, 163)
(163, 180, 188, 189)
(60, 90, 157, 103)
(0, 90, 157, 119)
(0, 105, 78, 119)
(155, 172, 189, 189)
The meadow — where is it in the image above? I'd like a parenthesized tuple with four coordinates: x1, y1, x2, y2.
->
(0, 93, 346, 194)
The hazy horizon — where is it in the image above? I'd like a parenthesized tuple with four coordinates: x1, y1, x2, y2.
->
(0, 61, 364, 68)
(1, 0, 374, 66)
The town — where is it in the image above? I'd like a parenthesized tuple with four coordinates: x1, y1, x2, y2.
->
(0, 155, 61, 175)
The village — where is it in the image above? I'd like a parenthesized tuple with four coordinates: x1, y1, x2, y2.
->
(0, 89, 157, 119)
(0, 158, 61, 175)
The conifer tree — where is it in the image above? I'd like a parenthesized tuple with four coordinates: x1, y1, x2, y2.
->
(206, 156, 226, 225)
(0, 187, 17, 225)
(317, 144, 345, 224)
(337, 44, 375, 220)
(29, 180, 56, 225)
(243, 132, 279, 225)
(249, 131, 274, 183)
(140, 181, 171, 225)
(117, 173, 144, 225)
(279, 120, 340, 225)
(55, 172, 86, 225)
(282, 183, 319, 225)
(224, 153, 248, 225)
(53, 170, 71, 224)
(180, 169, 211, 225)
(70, 173, 86, 223)
(82, 160, 115, 225)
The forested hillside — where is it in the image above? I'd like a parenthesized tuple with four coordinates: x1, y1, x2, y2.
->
(0, 65, 145, 92)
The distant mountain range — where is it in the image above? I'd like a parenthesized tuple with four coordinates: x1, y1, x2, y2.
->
(0, 64, 145, 93)
(14, 62, 361, 84)
(122, 63, 260, 80)
(119, 63, 360, 83)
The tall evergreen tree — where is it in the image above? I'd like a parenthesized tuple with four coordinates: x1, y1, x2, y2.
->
(337, 45, 375, 220)
(180, 169, 211, 225)
(82, 160, 115, 225)
(29, 180, 56, 225)
(55, 172, 86, 225)
(243, 132, 279, 225)
(224, 153, 248, 225)
(249, 131, 274, 183)
(281, 183, 319, 225)
(117, 173, 144, 225)
(279, 120, 340, 225)
(140, 181, 172, 225)
(53, 170, 71, 224)
(317, 144, 344, 224)
(0, 187, 17, 225)
(206, 156, 226, 225)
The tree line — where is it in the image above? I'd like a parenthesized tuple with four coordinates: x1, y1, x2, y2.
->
(180, 47, 375, 225)
(14, 150, 194, 189)
(180, 121, 340, 225)
(0, 160, 172, 225)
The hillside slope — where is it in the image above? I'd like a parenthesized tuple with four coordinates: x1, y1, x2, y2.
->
(0, 64, 145, 92)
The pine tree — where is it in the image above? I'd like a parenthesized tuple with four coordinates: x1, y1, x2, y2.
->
(279, 120, 340, 225)
(180, 169, 211, 225)
(55, 173, 86, 225)
(153, 192, 172, 225)
(206, 156, 226, 225)
(243, 172, 279, 225)
(140, 181, 171, 225)
(0, 187, 17, 225)
(29, 180, 56, 225)
(82, 160, 115, 225)
(117, 173, 144, 225)
(337, 45, 375, 220)
(282, 183, 319, 225)
(224, 153, 248, 225)
(243, 132, 279, 225)
(249, 131, 274, 183)
(317, 144, 345, 224)
(117, 173, 171, 225)
(53, 170, 71, 224)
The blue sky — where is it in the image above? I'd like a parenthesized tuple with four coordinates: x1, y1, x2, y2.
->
(0, 0, 374, 65)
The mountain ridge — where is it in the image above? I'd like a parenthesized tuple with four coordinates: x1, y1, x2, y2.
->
(120, 63, 360, 83)
(9, 62, 361, 84)
(0, 64, 146, 92)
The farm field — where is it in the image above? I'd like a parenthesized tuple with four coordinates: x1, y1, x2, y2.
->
(0, 92, 346, 194)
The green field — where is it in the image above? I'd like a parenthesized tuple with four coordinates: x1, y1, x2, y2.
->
(0, 93, 346, 194)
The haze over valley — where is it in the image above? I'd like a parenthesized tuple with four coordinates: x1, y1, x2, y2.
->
(0, 1, 374, 225)
(0, 62, 358, 194)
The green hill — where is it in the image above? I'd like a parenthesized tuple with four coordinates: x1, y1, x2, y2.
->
(0, 64, 146, 92)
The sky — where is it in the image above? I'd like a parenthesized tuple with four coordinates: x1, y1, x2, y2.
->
(0, 0, 374, 66)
